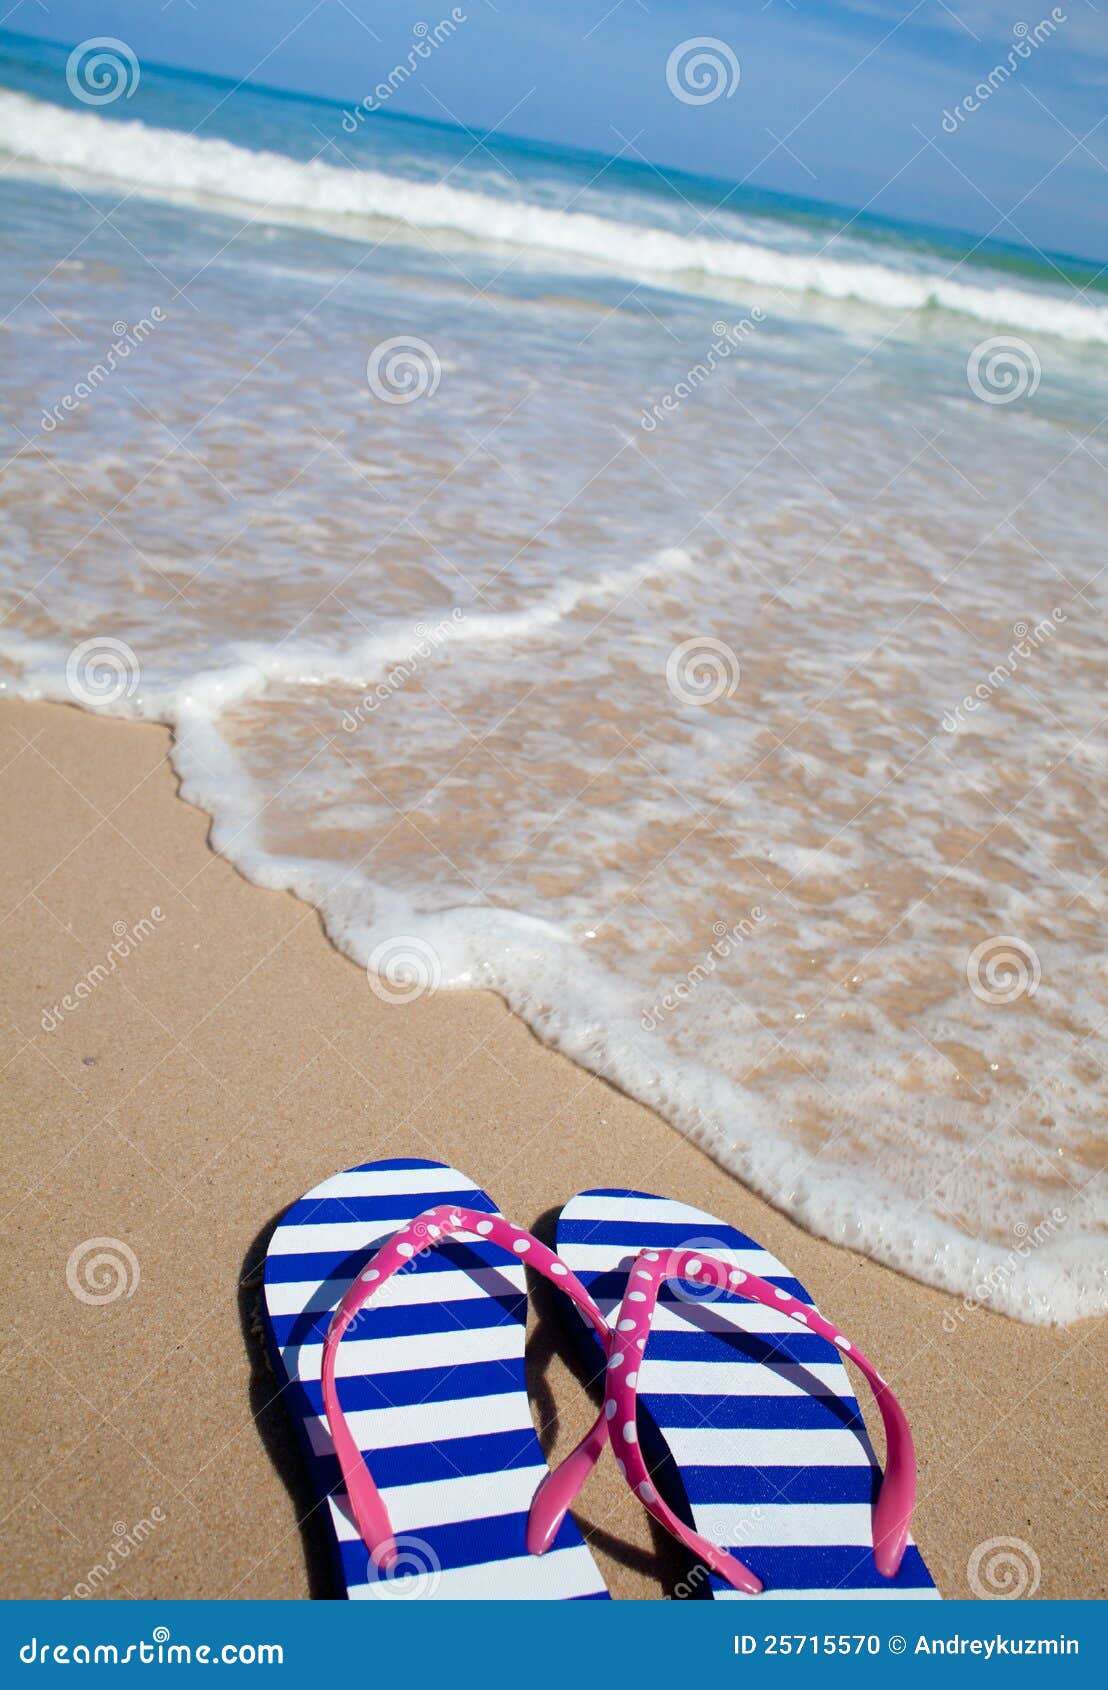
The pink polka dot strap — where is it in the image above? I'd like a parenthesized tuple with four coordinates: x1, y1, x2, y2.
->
(600, 1247, 919, 1595)
(320, 1204, 612, 1570)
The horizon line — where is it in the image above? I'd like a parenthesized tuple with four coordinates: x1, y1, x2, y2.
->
(2, 23, 1106, 275)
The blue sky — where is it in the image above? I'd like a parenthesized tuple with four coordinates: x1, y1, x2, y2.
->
(6, 0, 1108, 259)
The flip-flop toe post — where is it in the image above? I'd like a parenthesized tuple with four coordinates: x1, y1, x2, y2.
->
(552, 1187, 940, 1600)
(261, 1157, 611, 1599)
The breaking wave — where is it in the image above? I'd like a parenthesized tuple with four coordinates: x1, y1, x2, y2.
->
(3, 89, 1108, 345)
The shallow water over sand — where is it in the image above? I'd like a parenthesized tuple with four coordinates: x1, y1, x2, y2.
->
(2, 48, 1106, 1321)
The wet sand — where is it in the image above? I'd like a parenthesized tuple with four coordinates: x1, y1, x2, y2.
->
(1, 698, 1102, 1601)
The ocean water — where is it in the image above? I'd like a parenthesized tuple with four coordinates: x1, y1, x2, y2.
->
(2, 33, 1105, 1324)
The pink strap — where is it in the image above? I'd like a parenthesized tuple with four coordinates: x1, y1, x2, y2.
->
(599, 1248, 918, 1594)
(320, 1204, 612, 1570)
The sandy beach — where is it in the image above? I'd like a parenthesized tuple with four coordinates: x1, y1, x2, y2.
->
(1, 696, 1102, 1601)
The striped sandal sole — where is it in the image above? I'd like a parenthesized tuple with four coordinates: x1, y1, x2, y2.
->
(555, 1187, 940, 1600)
(261, 1156, 610, 1599)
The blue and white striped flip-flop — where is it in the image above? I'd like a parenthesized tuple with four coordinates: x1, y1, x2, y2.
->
(554, 1188, 940, 1600)
(261, 1157, 610, 1599)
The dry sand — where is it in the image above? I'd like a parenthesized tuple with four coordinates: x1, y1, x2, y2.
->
(1, 698, 1103, 1601)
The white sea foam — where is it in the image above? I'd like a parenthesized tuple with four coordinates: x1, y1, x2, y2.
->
(4, 109, 1105, 1326)
(5, 554, 1105, 1327)
(1, 549, 693, 713)
(3, 89, 1108, 345)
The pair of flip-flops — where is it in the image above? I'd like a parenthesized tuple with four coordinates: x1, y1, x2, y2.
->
(261, 1157, 939, 1600)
